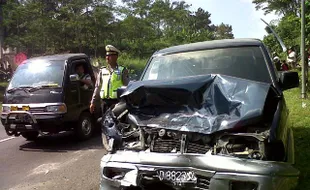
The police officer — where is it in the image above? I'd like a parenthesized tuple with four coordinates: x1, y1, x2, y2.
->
(89, 45, 129, 116)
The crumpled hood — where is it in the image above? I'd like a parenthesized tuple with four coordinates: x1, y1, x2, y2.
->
(121, 74, 272, 135)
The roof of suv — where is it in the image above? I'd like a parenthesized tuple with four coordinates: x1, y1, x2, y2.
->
(154, 38, 264, 56)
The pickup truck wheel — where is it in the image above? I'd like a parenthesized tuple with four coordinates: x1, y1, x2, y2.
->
(21, 132, 39, 141)
(75, 112, 94, 140)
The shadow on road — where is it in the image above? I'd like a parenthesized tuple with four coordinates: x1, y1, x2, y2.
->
(19, 132, 104, 153)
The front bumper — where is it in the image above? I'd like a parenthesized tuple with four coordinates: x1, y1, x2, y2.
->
(1, 111, 65, 134)
(99, 151, 300, 190)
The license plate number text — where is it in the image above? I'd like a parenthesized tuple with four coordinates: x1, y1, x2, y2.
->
(157, 170, 197, 186)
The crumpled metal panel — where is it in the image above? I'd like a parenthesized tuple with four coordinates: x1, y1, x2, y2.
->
(121, 74, 271, 135)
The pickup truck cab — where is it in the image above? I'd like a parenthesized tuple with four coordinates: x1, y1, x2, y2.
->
(1, 53, 101, 141)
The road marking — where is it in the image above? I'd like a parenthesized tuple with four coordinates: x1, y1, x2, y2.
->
(31, 163, 60, 175)
(0, 136, 16, 143)
(28, 150, 90, 176)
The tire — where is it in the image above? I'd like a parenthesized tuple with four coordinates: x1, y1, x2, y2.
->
(21, 131, 39, 141)
(75, 112, 94, 140)
(101, 132, 111, 152)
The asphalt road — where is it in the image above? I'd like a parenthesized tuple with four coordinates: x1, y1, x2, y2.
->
(0, 126, 106, 190)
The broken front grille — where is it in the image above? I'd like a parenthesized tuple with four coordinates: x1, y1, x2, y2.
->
(196, 175, 211, 189)
(29, 107, 46, 113)
(187, 142, 210, 154)
(151, 139, 180, 153)
(151, 138, 210, 154)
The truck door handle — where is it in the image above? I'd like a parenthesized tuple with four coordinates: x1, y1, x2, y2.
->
(71, 90, 77, 92)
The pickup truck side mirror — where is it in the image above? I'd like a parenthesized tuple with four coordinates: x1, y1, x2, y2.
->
(279, 71, 299, 91)
(117, 86, 127, 100)
(70, 74, 79, 82)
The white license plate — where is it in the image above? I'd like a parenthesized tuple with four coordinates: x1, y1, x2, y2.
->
(157, 170, 197, 185)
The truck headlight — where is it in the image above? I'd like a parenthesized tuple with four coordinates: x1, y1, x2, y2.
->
(2, 106, 10, 113)
(45, 104, 67, 113)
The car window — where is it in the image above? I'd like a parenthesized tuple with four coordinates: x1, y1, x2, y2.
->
(142, 46, 272, 83)
(71, 59, 89, 75)
(7, 60, 65, 89)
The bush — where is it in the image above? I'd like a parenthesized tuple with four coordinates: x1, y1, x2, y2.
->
(91, 53, 149, 80)
(118, 53, 148, 80)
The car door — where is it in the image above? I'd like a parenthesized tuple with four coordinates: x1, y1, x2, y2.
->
(63, 59, 82, 121)
(79, 59, 96, 109)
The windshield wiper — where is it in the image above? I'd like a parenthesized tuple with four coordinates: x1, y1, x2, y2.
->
(28, 85, 61, 92)
(7, 86, 33, 93)
(7, 84, 61, 93)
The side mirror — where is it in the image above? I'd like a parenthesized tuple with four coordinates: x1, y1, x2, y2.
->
(116, 86, 127, 100)
(70, 74, 79, 82)
(279, 71, 299, 91)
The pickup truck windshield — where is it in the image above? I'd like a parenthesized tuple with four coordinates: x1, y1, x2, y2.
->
(142, 46, 272, 83)
(7, 60, 65, 90)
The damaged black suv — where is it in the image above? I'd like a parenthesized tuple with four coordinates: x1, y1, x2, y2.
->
(99, 39, 300, 190)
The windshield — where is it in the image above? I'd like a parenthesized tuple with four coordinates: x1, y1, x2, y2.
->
(142, 46, 272, 83)
(8, 60, 65, 90)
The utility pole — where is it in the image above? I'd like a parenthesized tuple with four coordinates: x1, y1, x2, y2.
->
(301, 0, 307, 99)
(0, 0, 5, 62)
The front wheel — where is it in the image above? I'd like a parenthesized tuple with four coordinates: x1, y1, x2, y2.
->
(21, 131, 39, 141)
(75, 112, 94, 141)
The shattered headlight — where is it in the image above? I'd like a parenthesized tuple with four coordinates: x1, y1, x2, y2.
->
(103, 167, 133, 180)
(101, 161, 138, 187)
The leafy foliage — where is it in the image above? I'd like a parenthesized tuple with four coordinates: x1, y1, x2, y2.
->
(253, 0, 301, 17)
(2, 0, 234, 60)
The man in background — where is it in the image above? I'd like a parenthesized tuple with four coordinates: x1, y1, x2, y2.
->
(287, 47, 297, 69)
(75, 63, 93, 90)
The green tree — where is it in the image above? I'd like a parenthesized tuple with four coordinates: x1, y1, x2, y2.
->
(214, 23, 234, 39)
(3, 0, 235, 59)
(253, 0, 301, 17)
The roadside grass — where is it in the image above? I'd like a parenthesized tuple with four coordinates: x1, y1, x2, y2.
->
(0, 82, 8, 87)
(284, 87, 310, 189)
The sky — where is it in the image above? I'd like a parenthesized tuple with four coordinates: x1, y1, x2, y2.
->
(184, 0, 281, 39)
(116, 0, 282, 40)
